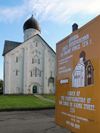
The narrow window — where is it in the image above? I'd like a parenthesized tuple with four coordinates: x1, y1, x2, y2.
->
(36, 51, 37, 56)
(37, 69, 39, 75)
(30, 71, 32, 77)
(39, 71, 41, 77)
(35, 69, 37, 77)
(16, 70, 18, 76)
(32, 58, 34, 64)
(16, 57, 18, 62)
(33, 69, 34, 75)
(38, 59, 40, 64)
(36, 42, 38, 47)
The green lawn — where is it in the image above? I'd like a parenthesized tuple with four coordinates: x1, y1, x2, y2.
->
(42, 95, 55, 101)
(0, 95, 55, 109)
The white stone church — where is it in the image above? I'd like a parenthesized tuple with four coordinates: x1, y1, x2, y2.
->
(2, 15, 56, 94)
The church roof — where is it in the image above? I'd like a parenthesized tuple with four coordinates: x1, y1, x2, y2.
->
(2, 40, 22, 56)
(23, 15, 41, 32)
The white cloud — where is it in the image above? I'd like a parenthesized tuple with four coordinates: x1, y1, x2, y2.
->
(0, 5, 26, 23)
(0, 0, 100, 24)
(28, 0, 100, 24)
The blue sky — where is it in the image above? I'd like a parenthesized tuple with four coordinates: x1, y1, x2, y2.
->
(0, 0, 100, 80)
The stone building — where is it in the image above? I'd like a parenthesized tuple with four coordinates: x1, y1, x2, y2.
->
(2, 15, 56, 94)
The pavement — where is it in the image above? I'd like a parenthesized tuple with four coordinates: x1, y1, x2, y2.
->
(34, 94, 55, 103)
(0, 109, 71, 133)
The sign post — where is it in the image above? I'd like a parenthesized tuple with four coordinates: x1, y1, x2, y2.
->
(55, 15, 100, 133)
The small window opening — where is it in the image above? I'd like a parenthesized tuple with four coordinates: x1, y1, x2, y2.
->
(16, 57, 18, 62)
(32, 58, 34, 64)
(36, 42, 38, 47)
(38, 59, 40, 64)
(16, 70, 18, 76)
(31, 71, 32, 77)
(35, 69, 37, 77)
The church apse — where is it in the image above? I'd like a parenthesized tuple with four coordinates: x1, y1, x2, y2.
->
(72, 51, 94, 88)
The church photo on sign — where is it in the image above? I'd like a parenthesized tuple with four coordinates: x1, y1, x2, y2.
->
(2, 15, 56, 95)
(72, 50, 94, 88)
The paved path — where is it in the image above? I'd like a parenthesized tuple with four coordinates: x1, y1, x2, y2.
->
(34, 94, 55, 103)
(0, 109, 71, 133)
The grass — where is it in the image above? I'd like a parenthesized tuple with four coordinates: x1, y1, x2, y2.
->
(0, 95, 55, 109)
(42, 95, 55, 101)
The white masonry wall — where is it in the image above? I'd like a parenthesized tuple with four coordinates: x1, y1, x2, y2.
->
(4, 35, 56, 94)
(24, 28, 40, 41)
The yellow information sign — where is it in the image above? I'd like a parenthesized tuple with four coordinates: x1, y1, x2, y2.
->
(55, 15, 100, 133)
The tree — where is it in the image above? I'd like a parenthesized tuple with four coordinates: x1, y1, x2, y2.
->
(0, 81, 3, 89)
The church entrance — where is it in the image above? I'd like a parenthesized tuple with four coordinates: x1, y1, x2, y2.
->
(33, 86, 37, 93)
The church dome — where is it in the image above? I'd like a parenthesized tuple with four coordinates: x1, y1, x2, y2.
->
(23, 15, 41, 32)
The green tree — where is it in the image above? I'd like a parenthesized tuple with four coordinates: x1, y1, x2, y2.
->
(0, 81, 3, 88)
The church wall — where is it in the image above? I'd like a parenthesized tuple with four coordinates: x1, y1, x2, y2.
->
(4, 54, 10, 94)
(43, 49, 48, 94)
(9, 49, 24, 94)
(3, 57, 5, 93)
(46, 50, 55, 94)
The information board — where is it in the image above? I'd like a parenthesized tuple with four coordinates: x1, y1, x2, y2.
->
(55, 15, 100, 133)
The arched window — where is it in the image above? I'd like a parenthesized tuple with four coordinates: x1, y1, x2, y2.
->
(48, 77, 54, 87)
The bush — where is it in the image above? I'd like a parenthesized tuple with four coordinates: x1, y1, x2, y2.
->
(0, 81, 3, 89)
